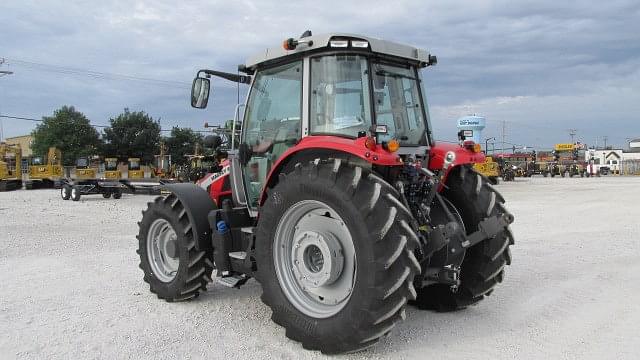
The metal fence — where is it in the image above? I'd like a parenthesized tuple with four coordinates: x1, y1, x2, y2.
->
(621, 160, 640, 175)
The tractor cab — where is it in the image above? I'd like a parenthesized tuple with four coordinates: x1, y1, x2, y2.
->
(191, 33, 446, 208)
(104, 157, 121, 179)
(128, 158, 144, 179)
(74, 157, 97, 180)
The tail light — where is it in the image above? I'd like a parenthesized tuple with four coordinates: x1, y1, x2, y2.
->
(383, 139, 400, 153)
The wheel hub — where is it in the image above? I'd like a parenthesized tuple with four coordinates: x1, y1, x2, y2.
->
(164, 239, 178, 259)
(292, 231, 344, 290)
(147, 218, 180, 282)
(273, 200, 356, 318)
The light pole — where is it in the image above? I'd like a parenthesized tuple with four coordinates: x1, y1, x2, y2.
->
(0, 70, 14, 142)
(485, 137, 495, 154)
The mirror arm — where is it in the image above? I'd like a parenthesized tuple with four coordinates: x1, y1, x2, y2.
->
(197, 69, 251, 84)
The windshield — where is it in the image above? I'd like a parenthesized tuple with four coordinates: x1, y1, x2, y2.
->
(105, 159, 117, 171)
(77, 158, 88, 168)
(309, 55, 372, 138)
(371, 62, 427, 145)
(129, 159, 140, 170)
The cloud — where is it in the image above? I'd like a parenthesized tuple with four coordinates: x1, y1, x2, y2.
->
(1, 0, 639, 149)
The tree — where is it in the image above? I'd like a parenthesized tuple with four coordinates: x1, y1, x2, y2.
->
(102, 109, 161, 163)
(31, 106, 102, 166)
(163, 127, 204, 166)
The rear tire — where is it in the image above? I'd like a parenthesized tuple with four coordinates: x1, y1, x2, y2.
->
(137, 194, 214, 301)
(113, 191, 122, 199)
(102, 193, 112, 199)
(412, 166, 513, 312)
(256, 159, 420, 354)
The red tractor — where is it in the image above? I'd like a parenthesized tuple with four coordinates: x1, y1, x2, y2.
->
(137, 32, 514, 354)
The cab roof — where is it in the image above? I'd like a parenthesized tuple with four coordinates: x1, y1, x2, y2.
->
(245, 32, 432, 69)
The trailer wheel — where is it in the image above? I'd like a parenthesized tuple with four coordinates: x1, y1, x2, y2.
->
(113, 191, 122, 199)
(71, 186, 81, 201)
(412, 166, 513, 312)
(61, 185, 71, 200)
(137, 194, 213, 301)
(102, 193, 112, 199)
(256, 159, 420, 354)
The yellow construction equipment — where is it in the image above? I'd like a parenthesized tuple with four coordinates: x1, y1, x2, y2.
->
(74, 157, 97, 179)
(550, 143, 587, 177)
(128, 158, 144, 179)
(0, 142, 23, 191)
(473, 156, 500, 184)
(104, 157, 121, 179)
(26, 147, 63, 189)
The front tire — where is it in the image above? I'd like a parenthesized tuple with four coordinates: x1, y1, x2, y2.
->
(61, 185, 71, 200)
(102, 193, 112, 199)
(256, 159, 420, 354)
(137, 194, 214, 301)
(71, 186, 81, 201)
(413, 166, 513, 312)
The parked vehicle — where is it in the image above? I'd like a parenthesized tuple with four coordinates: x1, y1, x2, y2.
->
(136, 32, 514, 354)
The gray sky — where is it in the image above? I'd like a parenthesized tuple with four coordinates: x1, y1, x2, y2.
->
(1, 0, 639, 149)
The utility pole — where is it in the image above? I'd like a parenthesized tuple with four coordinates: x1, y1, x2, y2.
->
(501, 120, 506, 153)
(603, 136, 608, 149)
(568, 129, 577, 143)
(0, 58, 15, 142)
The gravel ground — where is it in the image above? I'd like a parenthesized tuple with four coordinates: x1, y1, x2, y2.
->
(1, 176, 639, 359)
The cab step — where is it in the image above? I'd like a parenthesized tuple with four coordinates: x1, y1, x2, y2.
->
(218, 274, 249, 288)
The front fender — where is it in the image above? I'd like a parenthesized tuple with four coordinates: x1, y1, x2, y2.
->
(429, 142, 485, 180)
(165, 183, 218, 251)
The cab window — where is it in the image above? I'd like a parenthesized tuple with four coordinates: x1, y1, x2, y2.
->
(242, 61, 303, 207)
(309, 55, 372, 138)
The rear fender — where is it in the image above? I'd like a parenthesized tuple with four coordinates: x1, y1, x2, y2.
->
(428, 142, 485, 183)
(165, 183, 217, 251)
(260, 135, 403, 206)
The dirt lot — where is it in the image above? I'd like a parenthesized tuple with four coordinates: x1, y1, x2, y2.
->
(1, 176, 639, 359)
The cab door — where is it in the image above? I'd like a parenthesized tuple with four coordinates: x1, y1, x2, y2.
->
(241, 61, 303, 208)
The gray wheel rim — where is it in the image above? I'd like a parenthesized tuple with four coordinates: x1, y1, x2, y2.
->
(273, 200, 356, 319)
(147, 218, 180, 283)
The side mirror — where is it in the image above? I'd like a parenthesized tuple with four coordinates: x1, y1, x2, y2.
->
(191, 77, 211, 108)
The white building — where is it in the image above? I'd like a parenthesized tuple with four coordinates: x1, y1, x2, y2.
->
(585, 146, 640, 174)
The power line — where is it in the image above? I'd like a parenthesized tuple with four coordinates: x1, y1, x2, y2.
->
(2, 57, 191, 89)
